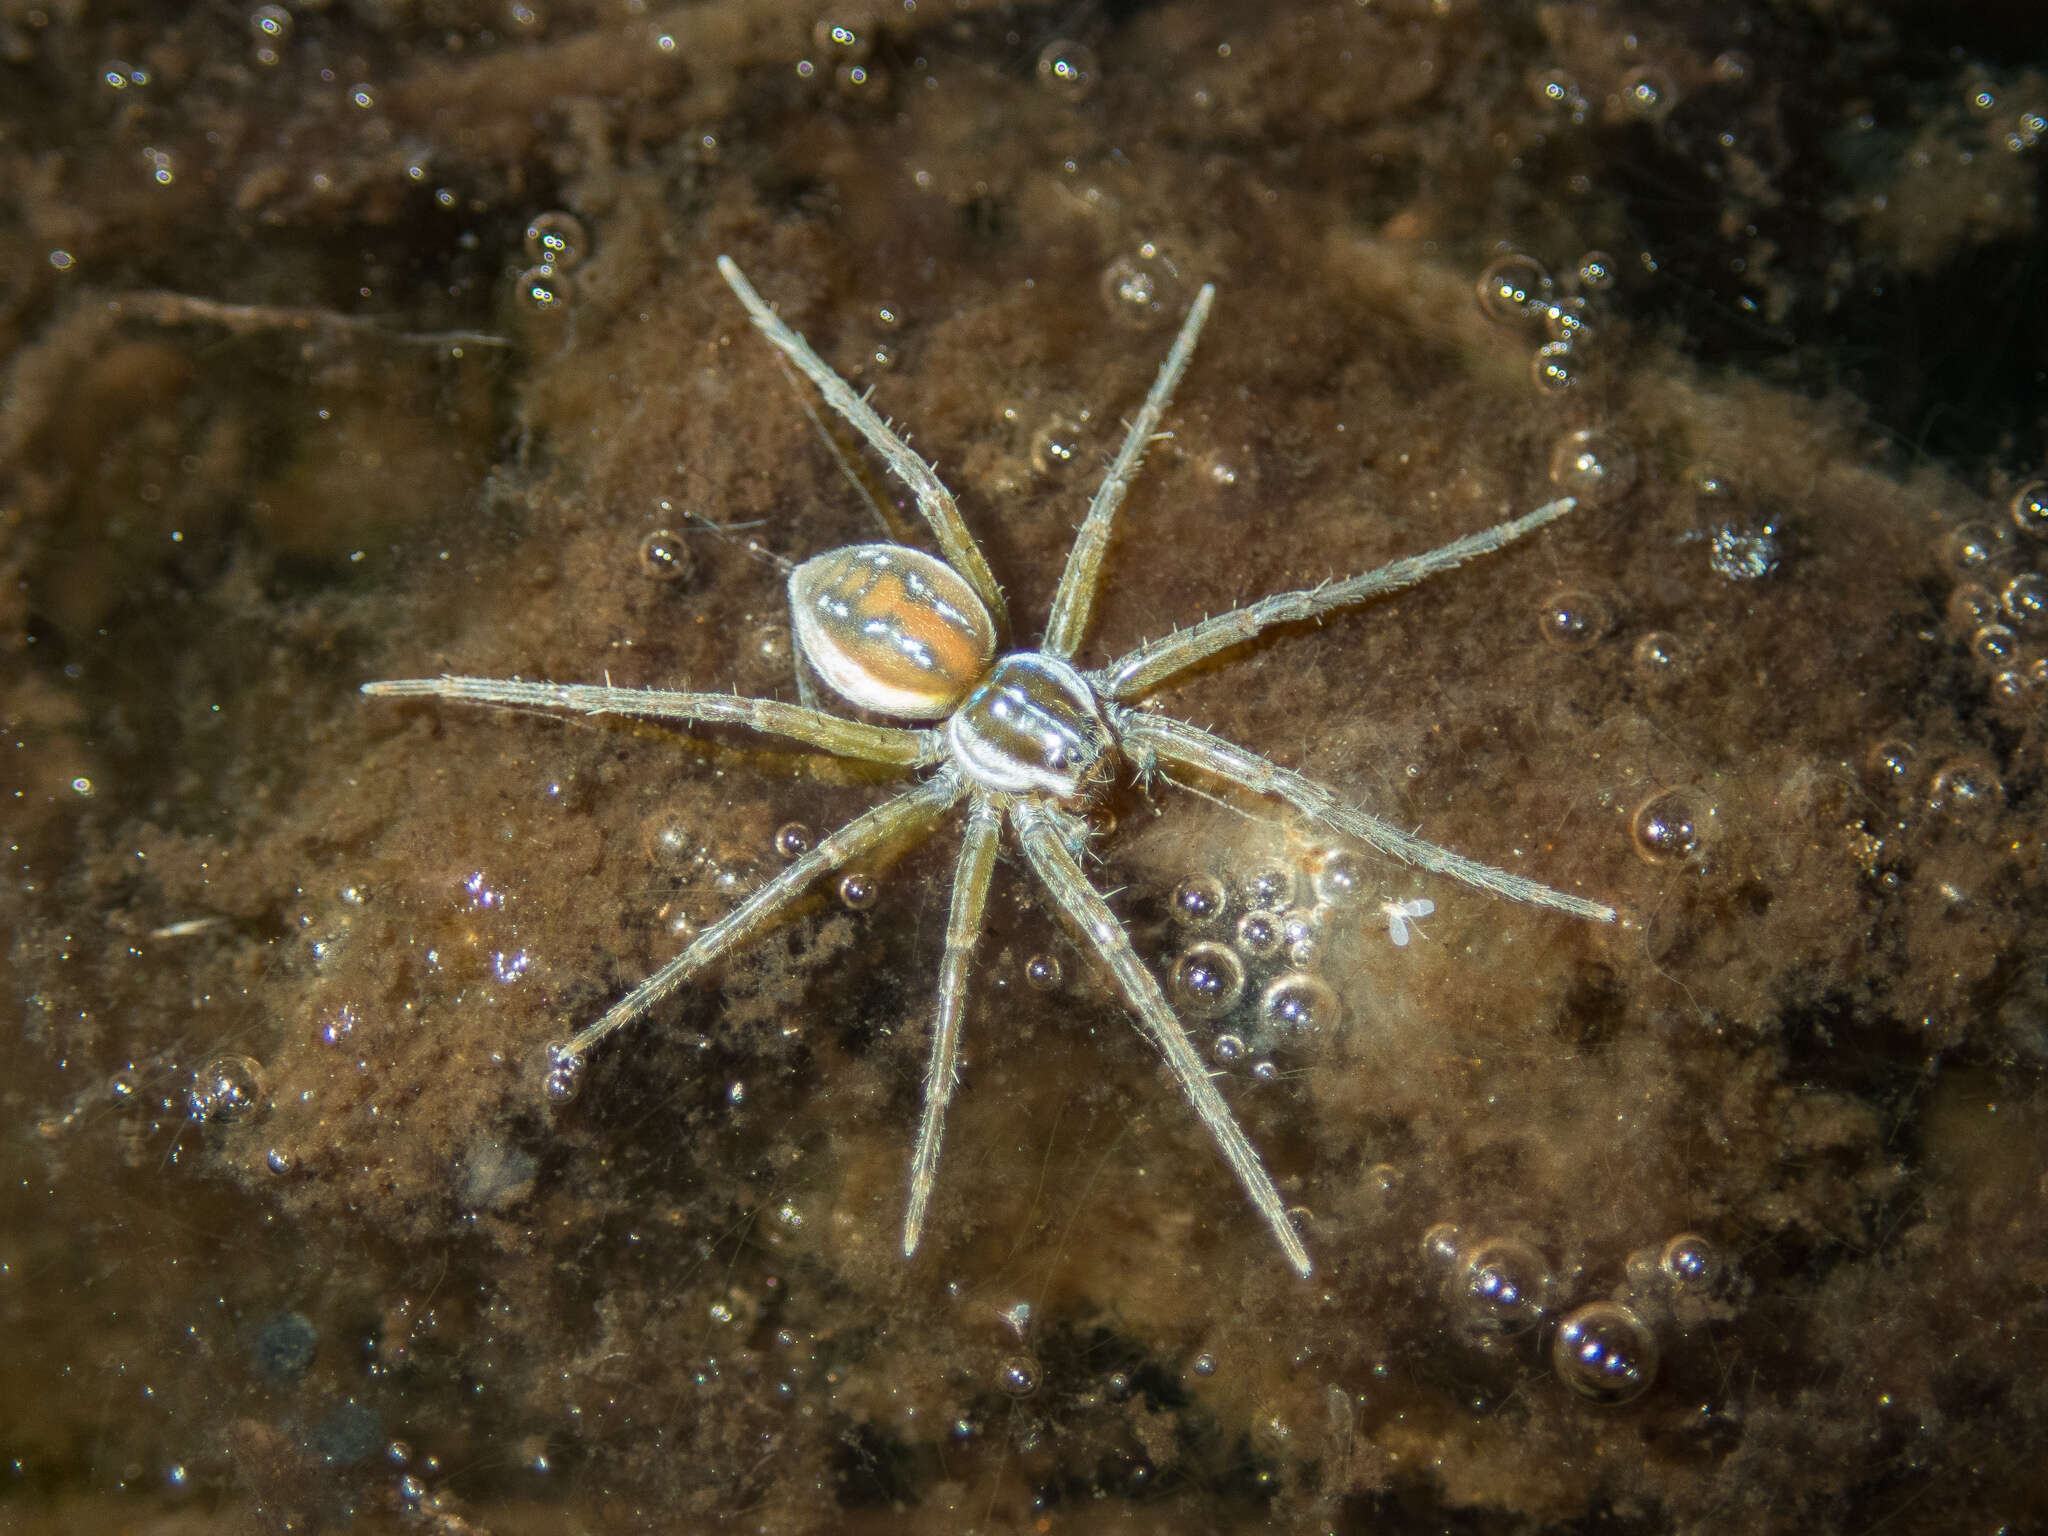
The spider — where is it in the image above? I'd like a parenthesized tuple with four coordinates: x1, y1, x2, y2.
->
(365, 255, 1617, 1278)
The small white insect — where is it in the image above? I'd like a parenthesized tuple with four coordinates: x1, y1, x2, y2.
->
(1382, 897, 1436, 948)
(364, 256, 1616, 1278)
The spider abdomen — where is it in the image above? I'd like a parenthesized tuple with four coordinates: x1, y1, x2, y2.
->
(788, 543, 997, 720)
(947, 651, 1115, 800)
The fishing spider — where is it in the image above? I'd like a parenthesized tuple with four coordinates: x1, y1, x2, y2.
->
(366, 256, 1616, 1277)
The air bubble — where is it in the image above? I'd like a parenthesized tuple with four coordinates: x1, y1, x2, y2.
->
(1170, 943, 1245, 1017)
(1863, 737, 1918, 795)
(542, 1044, 586, 1104)
(2000, 572, 2048, 630)
(1542, 295, 1594, 345)
(1947, 583, 1998, 630)
(1451, 1238, 1552, 1336)
(1260, 972, 1337, 1034)
(1990, 669, 2033, 705)
(1242, 866, 1294, 909)
(1475, 253, 1554, 326)
(1024, 953, 1063, 991)
(1531, 341, 1579, 394)
(1631, 630, 1692, 684)
(1971, 624, 2020, 670)
(997, 1355, 1040, 1397)
(1630, 789, 1701, 863)
(636, 527, 693, 582)
(1550, 1301, 1659, 1404)
(2009, 479, 2048, 538)
(249, 4, 293, 43)
(1250, 1058, 1277, 1081)
(1548, 426, 1638, 507)
(524, 210, 589, 271)
(1946, 521, 2008, 573)
(1421, 1222, 1462, 1266)
(812, 12, 874, 61)
(1711, 50, 1752, 84)
(189, 1054, 267, 1124)
(1658, 1232, 1721, 1290)
(1618, 66, 1676, 121)
(1235, 910, 1282, 960)
(1170, 874, 1228, 926)
(1537, 588, 1611, 651)
(1035, 38, 1098, 102)
(517, 265, 570, 312)
(773, 822, 814, 859)
(1527, 67, 1587, 120)
(1029, 411, 1089, 476)
(348, 82, 376, 110)
(1925, 756, 2004, 829)
(108, 1069, 141, 1109)
(1211, 1032, 1245, 1064)
(1100, 246, 1186, 331)
(1312, 849, 1367, 905)
(1190, 1352, 1217, 1378)
(837, 872, 879, 910)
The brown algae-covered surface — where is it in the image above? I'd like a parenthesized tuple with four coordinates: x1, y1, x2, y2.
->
(4, 1, 2047, 1531)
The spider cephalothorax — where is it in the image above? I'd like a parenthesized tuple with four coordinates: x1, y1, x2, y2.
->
(366, 256, 1616, 1277)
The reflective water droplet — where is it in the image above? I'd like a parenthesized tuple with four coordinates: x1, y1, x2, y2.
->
(1926, 756, 2004, 829)
(1260, 972, 1337, 1033)
(1531, 340, 1579, 393)
(1575, 250, 1617, 291)
(1537, 588, 1611, 651)
(1024, 953, 1063, 991)
(1971, 623, 2020, 670)
(1170, 942, 1245, 1017)
(997, 1355, 1040, 1397)
(1235, 909, 1283, 960)
(2000, 571, 2048, 630)
(1863, 737, 1918, 796)
(2009, 479, 2048, 538)
(542, 1044, 586, 1103)
(524, 210, 589, 271)
(188, 1054, 267, 1124)
(1619, 66, 1676, 121)
(1475, 253, 1554, 326)
(837, 872, 879, 910)
(1452, 1237, 1552, 1336)
(1312, 849, 1367, 905)
(1030, 411, 1089, 476)
(1548, 426, 1638, 506)
(517, 264, 570, 311)
(1658, 1232, 1721, 1290)
(1035, 37, 1099, 102)
(1550, 1301, 1660, 1404)
(1170, 874, 1228, 926)
(1946, 521, 2008, 573)
(1630, 789, 1701, 863)
(637, 527, 693, 582)
(773, 822, 814, 859)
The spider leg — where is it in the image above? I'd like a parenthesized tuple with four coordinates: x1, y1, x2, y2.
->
(715, 255, 1009, 640)
(901, 795, 1002, 1258)
(1042, 283, 1217, 660)
(1094, 497, 1578, 702)
(1122, 711, 1616, 923)
(362, 676, 942, 768)
(558, 772, 964, 1060)
(1011, 801, 1313, 1279)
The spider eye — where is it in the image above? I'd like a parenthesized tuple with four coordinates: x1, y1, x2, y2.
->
(789, 544, 997, 719)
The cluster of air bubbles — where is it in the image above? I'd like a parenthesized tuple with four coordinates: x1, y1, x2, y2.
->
(516, 209, 589, 313)
(1159, 850, 1406, 1070)
(1100, 243, 1189, 331)
(541, 1043, 586, 1104)
(100, 59, 152, 92)
(1036, 38, 1099, 102)
(1474, 250, 1621, 395)
(1936, 481, 2048, 707)
(1435, 1233, 1556, 1342)
(1859, 733, 2007, 841)
(1030, 408, 1093, 477)
(188, 1054, 268, 1125)
(1962, 74, 2048, 155)
(802, 12, 885, 99)
(1526, 66, 1591, 124)
(1676, 465, 1779, 582)
(636, 526, 693, 583)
